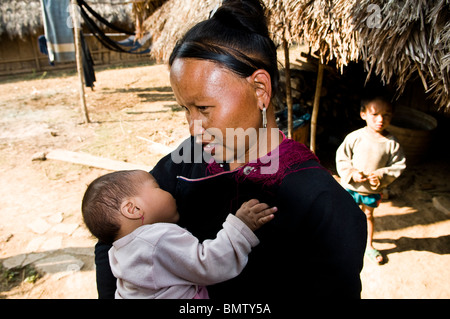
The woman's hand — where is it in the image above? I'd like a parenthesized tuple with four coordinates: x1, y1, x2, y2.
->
(236, 199, 277, 231)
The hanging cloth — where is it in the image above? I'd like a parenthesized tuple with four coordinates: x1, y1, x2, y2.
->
(80, 32, 96, 89)
(40, 0, 76, 63)
(116, 33, 152, 53)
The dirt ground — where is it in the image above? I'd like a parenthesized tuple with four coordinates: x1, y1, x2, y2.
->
(0, 62, 449, 299)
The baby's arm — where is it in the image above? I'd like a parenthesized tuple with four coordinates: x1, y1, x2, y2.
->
(151, 202, 276, 286)
(235, 199, 277, 231)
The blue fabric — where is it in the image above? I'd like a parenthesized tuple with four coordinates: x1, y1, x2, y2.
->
(116, 34, 152, 53)
(346, 189, 381, 208)
(37, 35, 55, 66)
(38, 35, 48, 55)
(40, 0, 75, 62)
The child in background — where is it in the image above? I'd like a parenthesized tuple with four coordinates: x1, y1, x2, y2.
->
(81, 169, 276, 298)
(336, 96, 406, 264)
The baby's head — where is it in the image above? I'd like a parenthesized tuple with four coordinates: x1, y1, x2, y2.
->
(82, 170, 178, 244)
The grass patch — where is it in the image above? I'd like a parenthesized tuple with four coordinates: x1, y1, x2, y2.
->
(0, 264, 40, 297)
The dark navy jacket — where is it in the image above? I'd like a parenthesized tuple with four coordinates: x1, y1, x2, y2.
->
(94, 137, 367, 299)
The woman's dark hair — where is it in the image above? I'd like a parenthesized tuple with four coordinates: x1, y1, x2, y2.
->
(169, 0, 279, 98)
(81, 170, 143, 244)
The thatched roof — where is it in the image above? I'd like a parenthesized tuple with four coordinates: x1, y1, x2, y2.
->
(267, 0, 449, 112)
(267, 0, 360, 70)
(0, 0, 135, 39)
(140, 0, 449, 112)
(0, 0, 41, 38)
(351, 0, 450, 112)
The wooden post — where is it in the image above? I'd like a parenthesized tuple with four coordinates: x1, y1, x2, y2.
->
(310, 62, 324, 153)
(283, 39, 293, 139)
(30, 34, 42, 72)
(71, 0, 90, 124)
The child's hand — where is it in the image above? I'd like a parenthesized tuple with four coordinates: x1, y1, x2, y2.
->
(352, 171, 368, 183)
(368, 173, 381, 189)
(236, 199, 277, 231)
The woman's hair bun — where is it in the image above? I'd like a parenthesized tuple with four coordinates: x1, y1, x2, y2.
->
(212, 0, 269, 38)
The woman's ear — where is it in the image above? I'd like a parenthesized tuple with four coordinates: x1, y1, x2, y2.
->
(120, 199, 141, 220)
(250, 69, 272, 110)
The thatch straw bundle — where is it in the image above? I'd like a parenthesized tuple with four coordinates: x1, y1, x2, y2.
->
(0, 0, 135, 39)
(267, 0, 360, 71)
(142, 0, 221, 62)
(0, 0, 42, 39)
(132, 0, 166, 39)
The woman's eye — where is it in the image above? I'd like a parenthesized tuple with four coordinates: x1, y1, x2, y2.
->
(197, 106, 209, 112)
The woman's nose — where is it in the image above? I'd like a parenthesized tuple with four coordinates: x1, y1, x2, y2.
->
(189, 119, 205, 136)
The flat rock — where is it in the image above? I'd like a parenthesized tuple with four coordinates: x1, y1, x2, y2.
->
(0, 233, 13, 242)
(52, 223, 79, 235)
(22, 252, 47, 267)
(41, 236, 63, 251)
(33, 254, 84, 275)
(2, 254, 26, 269)
(31, 151, 47, 161)
(25, 237, 46, 253)
(48, 212, 64, 224)
(27, 218, 51, 234)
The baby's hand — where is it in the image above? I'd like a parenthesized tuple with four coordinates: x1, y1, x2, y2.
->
(236, 199, 277, 231)
(352, 171, 368, 183)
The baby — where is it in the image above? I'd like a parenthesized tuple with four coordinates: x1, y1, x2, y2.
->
(81, 169, 276, 299)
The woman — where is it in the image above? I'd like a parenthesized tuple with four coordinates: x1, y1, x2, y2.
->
(95, 0, 367, 299)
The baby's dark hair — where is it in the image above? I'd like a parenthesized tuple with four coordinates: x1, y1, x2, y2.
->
(360, 95, 393, 112)
(81, 170, 146, 244)
(169, 0, 279, 99)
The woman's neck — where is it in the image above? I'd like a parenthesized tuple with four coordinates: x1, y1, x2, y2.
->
(228, 126, 283, 171)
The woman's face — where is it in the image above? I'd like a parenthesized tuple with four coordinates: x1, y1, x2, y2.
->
(170, 58, 262, 164)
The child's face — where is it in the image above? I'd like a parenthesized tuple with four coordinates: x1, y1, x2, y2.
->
(360, 100, 393, 134)
(135, 172, 179, 224)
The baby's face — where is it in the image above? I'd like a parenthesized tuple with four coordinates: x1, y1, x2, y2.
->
(135, 172, 179, 224)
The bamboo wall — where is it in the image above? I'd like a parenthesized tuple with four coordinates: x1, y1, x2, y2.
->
(0, 30, 151, 76)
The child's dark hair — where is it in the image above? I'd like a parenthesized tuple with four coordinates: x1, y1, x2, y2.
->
(360, 95, 393, 112)
(81, 170, 144, 244)
(169, 0, 279, 99)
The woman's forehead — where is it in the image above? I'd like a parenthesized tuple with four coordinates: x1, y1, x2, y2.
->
(170, 58, 233, 82)
(170, 58, 249, 101)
